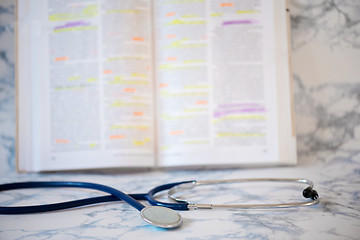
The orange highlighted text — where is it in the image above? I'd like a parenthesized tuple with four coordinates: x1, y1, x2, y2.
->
(54, 56, 68, 62)
(220, 3, 234, 7)
(170, 130, 184, 135)
(124, 88, 136, 92)
(133, 37, 144, 41)
(55, 139, 69, 144)
(103, 70, 113, 74)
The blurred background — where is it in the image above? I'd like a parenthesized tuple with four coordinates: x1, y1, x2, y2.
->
(1, 0, 360, 174)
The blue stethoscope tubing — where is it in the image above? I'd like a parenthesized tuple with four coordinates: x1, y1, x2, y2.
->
(0, 180, 193, 214)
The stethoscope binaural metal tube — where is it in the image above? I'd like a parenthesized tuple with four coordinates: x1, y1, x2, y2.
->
(168, 178, 320, 210)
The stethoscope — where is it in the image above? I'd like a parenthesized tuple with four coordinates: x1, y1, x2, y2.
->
(0, 178, 319, 229)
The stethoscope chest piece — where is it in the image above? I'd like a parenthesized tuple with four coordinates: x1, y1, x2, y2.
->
(140, 206, 182, 229)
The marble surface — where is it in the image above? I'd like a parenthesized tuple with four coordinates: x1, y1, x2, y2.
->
(1, 0, 360, 239)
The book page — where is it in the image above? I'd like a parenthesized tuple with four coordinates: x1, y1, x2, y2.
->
(154, 0, 293, 167)
(17, 0, 155, 171)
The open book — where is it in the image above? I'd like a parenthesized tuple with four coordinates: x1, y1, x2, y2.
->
(16, 0, 296, 172)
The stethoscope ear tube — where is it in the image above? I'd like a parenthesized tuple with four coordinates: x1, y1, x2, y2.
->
(145, 181, 195, 210)
(0, 180, 195, 214)
(0, 181, 185, 228)
(0, 195, 119, 214)
(0, 181, 147, 214)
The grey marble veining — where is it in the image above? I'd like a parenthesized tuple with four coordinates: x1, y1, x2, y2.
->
(0, 0, 15, 173)
(290, 0, 360, 50)
(1, 0, 360, 239)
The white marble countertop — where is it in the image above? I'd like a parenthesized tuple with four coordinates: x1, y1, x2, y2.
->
(0, 163, 359, 240)
(1, 0, 360, 239)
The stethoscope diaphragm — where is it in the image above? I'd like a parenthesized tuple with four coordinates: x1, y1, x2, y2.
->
(140, 206, 182, 229)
